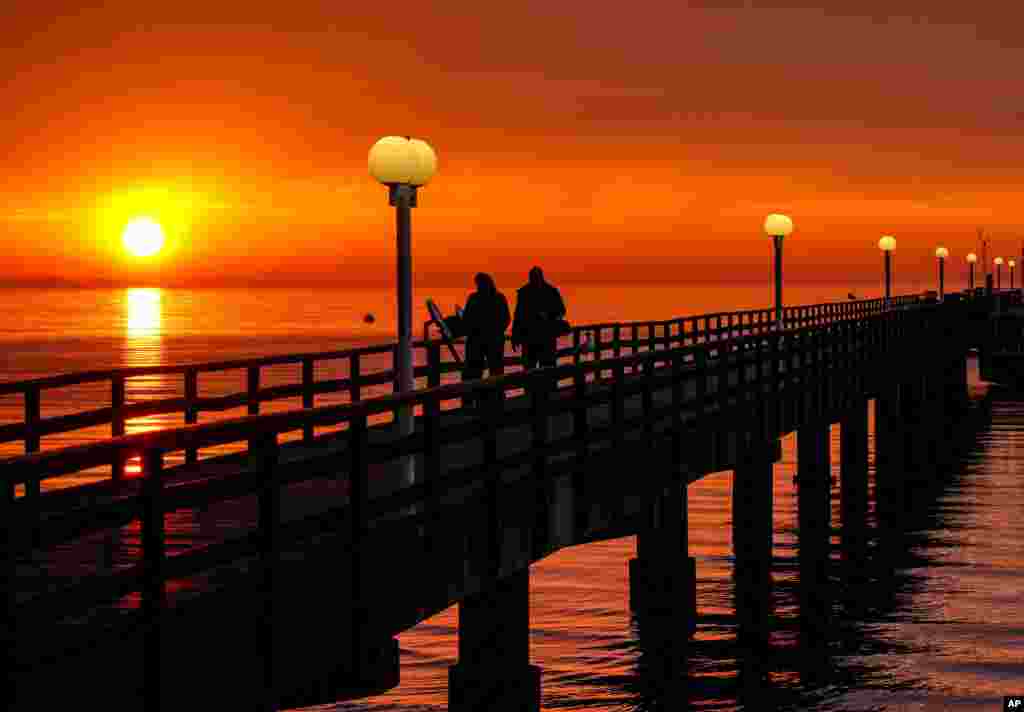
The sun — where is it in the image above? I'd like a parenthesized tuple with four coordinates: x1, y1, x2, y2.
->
(122, 217, 165, 257)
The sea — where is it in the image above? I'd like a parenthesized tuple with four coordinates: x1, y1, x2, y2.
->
(1, 282, 1020, 711)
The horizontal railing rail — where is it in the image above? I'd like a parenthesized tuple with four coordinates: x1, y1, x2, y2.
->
(0, 293, 932, 477)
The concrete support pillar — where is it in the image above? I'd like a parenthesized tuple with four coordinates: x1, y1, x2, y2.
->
(732, 444, 774, 645)
(946, 352, 969, 409)
(797, 422, 831, 486)
(839, 400, 869, 522)
(922, 358, 952, 467)
(732, 454, 773, 573)
(338, 634, 401, 700)
(899, 377, 932, 478)
(936, 352, 969, 462)
(449, 570, 541, 712)
(796, 423, 831, 636)
(631, 613, 689, 705)
(629, 481, 697, 635)
(873, 388, 900, 475)
(839, 401, 869, 586)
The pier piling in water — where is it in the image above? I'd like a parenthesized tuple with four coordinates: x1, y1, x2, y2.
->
(840, 399, 869, 514)
(448, 570, 541, 712)
(731, 441, 776, 644)
(628, 479, 697, 634)
(797, 422, 832, 634)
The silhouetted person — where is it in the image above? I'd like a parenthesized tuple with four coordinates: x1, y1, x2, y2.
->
(511, 266, 566, 370)
(461, 273, 510, 405)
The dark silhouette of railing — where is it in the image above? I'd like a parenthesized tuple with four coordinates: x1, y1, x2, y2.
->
(0, 295, 923, 490)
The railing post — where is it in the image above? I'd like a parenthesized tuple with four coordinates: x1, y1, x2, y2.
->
(302, 357, 315, 443)
(809, 330, 820, 418)
(573, 367, 589, 539)
(1, 463, 13, 710)
(572, 329, 582, 367)
(612, 361, 625, 452)
(483, 386, 502, 580)
(185, 369, 198, 465)
(427, 342, 443, 389)
(614, 324, 623, 361)
(248, 366, 261, 416)
(348, 413, 369, 677)
(253, 432, 280, 711)
(695, 347, 708, 422)
(628, 324, 637, 372)
(391, 344, 401, 394)
(671, 351, 684, 470)
(821, 327, 831, 414)
(24, 387, 40, 498)
(717, 341, 730, 413)
(789, 330, 802, 426)
(530, 374, 550, 558)
(141, 448, 166, 712)
(738, 336, 757, 450)
(642, 353, 655, 441)
(112, 376, 125, 481)
(769, 332, 782, 434)
(349, 354, 361, 403)
(424, 391, 442, 565)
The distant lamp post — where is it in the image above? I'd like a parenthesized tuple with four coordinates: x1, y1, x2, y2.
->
(1010, 259, 1017, 290)
(935, 246, 949, 300)
(764, 213, 794, 329)
(878, 236, 896, 304)
(369, 135, 438, 485)
(966, 252, 977, 291)
(995, 257, 1005, 290)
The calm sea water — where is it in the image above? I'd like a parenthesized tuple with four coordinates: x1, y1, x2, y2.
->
(1, 283, 1020, 711)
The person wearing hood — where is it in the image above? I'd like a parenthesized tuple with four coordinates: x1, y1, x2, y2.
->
(511, 266, 567, 370)
(460, 273, 511, 398)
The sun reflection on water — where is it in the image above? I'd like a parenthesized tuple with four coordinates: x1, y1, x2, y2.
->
(125, 288, 162, 340)
(122, 288, 168, 463)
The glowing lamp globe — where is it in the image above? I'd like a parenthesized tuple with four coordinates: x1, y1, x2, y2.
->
(763, 213, 793, 237)
(1010, 260, 1017, 269)
(966, 253, 978, 264)
(368, 136, 437, 187)
(935, 247, 949, 259)
(995, 257, 1004, 266)
(878, 236, 896, 252)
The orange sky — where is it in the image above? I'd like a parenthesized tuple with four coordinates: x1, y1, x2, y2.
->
(2, 2, 1023, 287)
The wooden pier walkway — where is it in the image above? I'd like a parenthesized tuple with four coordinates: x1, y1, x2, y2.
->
(0, 290, 1016, 710)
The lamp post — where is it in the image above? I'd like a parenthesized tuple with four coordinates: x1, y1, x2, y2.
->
(935, 246, 949, 300)
(995, 257, 1004, 290)
(1010, 260, 1017, 290)
(369, 135, 438, 487)
(966, 252, 977, 292)
(878, 235, 895, 304)
(764, 213, 794, 329)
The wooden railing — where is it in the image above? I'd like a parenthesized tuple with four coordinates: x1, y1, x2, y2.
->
(0, 298, 971, 702)
(0, 294, 927, 482)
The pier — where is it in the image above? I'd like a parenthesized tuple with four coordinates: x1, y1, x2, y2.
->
(0, 290, 1018, 710)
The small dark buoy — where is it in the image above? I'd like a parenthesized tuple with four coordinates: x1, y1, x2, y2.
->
(363, 313, 376, 324)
